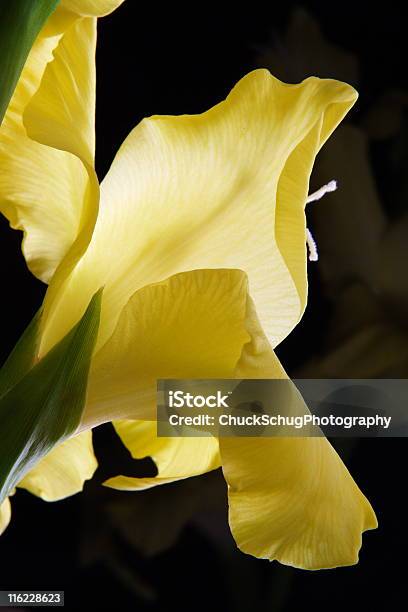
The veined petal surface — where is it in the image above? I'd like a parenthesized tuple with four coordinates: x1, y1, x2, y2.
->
(85, 269, 250, 425)
(89, 268, 249, 490)
(220, 298, 377, 569)
(105, 421, 220, 491)
(0, 9, 97, 283)
(39, 70, 357, 355)
(18, 431, 97, 501)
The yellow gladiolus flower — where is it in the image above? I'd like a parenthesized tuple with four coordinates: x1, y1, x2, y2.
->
(0, 1, 377, 568)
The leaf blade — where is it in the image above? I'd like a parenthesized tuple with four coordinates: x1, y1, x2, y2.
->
(0, 308, 42, 398)
(0, 289, 102, 504)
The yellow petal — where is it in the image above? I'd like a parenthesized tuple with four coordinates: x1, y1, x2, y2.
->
(93, 268, 247, 492)
(0, 12, 98, 284)
(105, 421, 220, 491)
(39, 70, 357, 356)
(18, 431, 97, 501)
(219, 297, 377, 569)
(0, 498, 11, 536)
(24, 16, 96, 166)
(61, 0, 126, 17)
(85, 268, 250, 426)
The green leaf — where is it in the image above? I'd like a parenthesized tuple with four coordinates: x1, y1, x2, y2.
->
(0, 0, 60, 125)
(0, 309, 42, 398)
(0, 290, 102, 504)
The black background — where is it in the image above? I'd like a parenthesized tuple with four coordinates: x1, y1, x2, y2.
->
(0, 2, 407, 610)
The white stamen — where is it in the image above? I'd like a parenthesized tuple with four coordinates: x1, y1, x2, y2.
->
(306, 228, 318, 261)
(305, 179, 337, 262)
(306, 179, 337, 204)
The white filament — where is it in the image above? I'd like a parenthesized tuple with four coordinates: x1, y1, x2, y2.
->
(306, 228, 319, 262)
(306, 179, 337, 204)
(306, 180, 337, 262)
